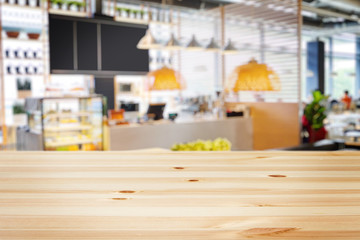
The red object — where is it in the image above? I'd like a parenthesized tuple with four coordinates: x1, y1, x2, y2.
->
(307, 126, 327, 143)
(342, 95, 352, 110)
(27, 33, 40, 40)
(302, 115, 309, 127)
(6, 31, 19, 38)
(108, 109, 124, 121)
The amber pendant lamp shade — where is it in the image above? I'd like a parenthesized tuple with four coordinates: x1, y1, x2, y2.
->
(230, 59, 280, 92)
(147, 66, 185, 90)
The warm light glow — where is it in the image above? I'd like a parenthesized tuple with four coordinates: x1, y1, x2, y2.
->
(147, 66, 185, 90)
(228, 59, 280, 92)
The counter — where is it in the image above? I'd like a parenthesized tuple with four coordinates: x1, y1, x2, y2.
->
(0, 151, 360, 239)
(109, 117, 253, 150)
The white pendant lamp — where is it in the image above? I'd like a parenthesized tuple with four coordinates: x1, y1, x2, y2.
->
(185, 34, 203, 51)
(222, 39, 239, 54)
(137, 29, 161, 50)
(205, 37, 220, 52)
(164, 33, 182, 50)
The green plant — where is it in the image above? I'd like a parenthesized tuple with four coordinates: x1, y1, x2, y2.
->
(130, 9, 138, 15)
(50, 0, 64, 6)
(67, 1, 77, 6)
(124, 8, 130, 15)
(17, 79, 31, 90)
(75, 1, 85, 7)
(304, 90, 329, 130)
(13, 103, 26, 115)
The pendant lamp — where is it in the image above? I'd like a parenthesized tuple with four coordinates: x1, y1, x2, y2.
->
(229, 58, 280, 92)
(185, 34, 203, 51)
(137, 29, 161, 50)
(147, 66, 185, 90)
(164, 33, 182, 50)
(205, 37, 220, 52)
(222, 39, 238, 54)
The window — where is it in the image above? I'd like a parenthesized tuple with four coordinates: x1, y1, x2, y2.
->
(302, 33, 358, 101)
(332, 58, 356, 99)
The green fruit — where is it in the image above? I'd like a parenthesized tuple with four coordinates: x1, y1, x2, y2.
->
(171, 138, 231, 151)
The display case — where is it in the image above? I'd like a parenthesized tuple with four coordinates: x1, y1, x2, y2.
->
(24, 95, 103, 151)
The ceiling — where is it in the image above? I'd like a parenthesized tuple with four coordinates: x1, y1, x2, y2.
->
(132, 0, 360, 35)
(302, 0, 360, 28)
(127, 0, 234, 10)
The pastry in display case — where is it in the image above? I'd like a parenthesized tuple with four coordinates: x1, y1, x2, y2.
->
(24, 95, 103, 151)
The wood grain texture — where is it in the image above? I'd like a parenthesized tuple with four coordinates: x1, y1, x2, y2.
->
(0, 151, 360, 239)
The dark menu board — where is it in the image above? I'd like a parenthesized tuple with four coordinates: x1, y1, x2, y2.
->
(49, 17, 74, 70)
(77, 21, 98, 71)
(49, 15, 149, 73)
(101, 24, 149, 72)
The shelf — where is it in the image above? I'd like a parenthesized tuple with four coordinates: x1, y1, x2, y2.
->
(45, 138, 101, 148)
(149, 21, 175, 26)
(114, 16, 148, 25)
(4, 73, 44, 76)
(3, 57, 43, 61)
(44, 125, 93, 132)
(49, 8, 89, 17)
(2, 3, 42, 10)
(2, 38, 43, 43)
(44, 112, 97, 119)
(113, 16, 174, 26)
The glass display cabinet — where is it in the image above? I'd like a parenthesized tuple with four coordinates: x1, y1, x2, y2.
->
(25, 95, 103, 151)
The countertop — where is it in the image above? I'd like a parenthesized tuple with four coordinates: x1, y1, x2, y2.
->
(0, 151, 360, 239)
(110, 116, 248, 128)
(108, 117, 253, 151)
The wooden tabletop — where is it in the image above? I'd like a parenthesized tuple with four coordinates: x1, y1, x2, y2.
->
(0, 151, 360, 239)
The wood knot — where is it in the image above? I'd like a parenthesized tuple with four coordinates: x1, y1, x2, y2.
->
(117, 190, 136, 194)
(188, 179, 199, 182)
(173, 167, 185, 170)
(257, 204, 273, 207)
(268, 175, 287, 178)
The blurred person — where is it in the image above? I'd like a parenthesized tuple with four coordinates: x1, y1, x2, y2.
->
(341, 90, 352, 110)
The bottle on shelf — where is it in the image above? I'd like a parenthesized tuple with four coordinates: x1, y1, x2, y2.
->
(15, 64, 22, 74)
(14, 47, 21, 58)
(7, 65, 13, 74)
(24, 64, 31, 74)
(5, 48, 11, 58)
(24, 48, 30, 59)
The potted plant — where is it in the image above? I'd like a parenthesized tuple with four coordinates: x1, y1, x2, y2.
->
(115, 7, 122, 16)
(123, 8, 130, 18)
(13, 103, 27, 126)
(303, 90, 329, 143)
(77, 1, 85, 11)
(17, 78, 32, 99)
(137, 9, 145, 19)
(67, 0, 77, 11)
(67, 1, 84, 11)
(50, 0, 64, 9)
(140, 9, 148, 21)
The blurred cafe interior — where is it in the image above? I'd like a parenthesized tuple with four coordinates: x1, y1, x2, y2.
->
(0, 0, 360, 152)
